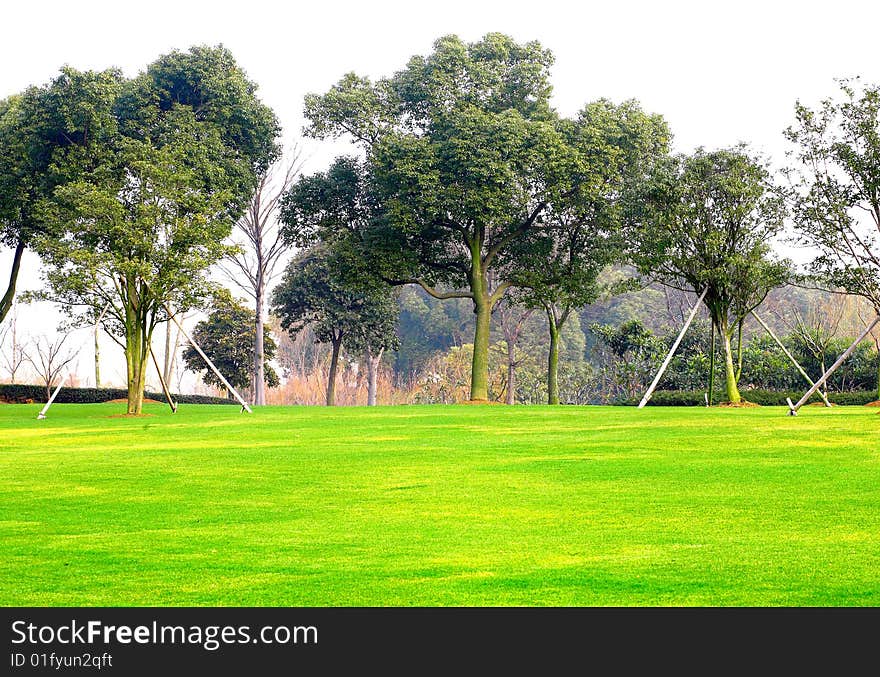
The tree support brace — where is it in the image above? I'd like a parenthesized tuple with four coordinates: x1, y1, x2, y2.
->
(149, 347, 177, 413)
(787, 315, 880, 415)
(750, 310, 831, 408)
(162, 302, 253, 414)
(638, 286, 708, 409)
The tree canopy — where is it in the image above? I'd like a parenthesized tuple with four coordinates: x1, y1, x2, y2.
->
(30, 45, 280, 413)
(271, 244, 398, 405)
(628, 146, 790, 403)
(784, 78, 880, 309)
(299, 33, 668, 400)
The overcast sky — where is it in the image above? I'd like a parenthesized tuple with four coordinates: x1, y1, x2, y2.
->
(2, 0, 879, 386)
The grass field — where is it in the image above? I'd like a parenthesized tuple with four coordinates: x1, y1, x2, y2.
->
(1, 402, 879, 606)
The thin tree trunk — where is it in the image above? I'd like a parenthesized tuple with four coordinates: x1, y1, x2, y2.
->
(506, 339, 516, 405)
(720, 322, 742, 403)
(547, 307, 560, 405)
(708, 320, 716, 406)
(0, 238, 26, 325)
(735, 319, 744, 382)
(94, 323, 101, 388)
(163, 317, 173, 385)
(326, 336, 342, 406)
(253, 275, 266, 406)
(366, 347, 383, 406)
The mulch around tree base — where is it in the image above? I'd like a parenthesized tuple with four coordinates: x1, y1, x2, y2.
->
(715, 400, 760, 408)
(864, 400, 880, 407)
(461, 399, 504, 405)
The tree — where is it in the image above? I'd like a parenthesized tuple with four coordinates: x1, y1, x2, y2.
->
(271, 244, 398, 406)
(219, 147, 303, 405)
(24, 333, 79, 399)
(183, 291, 279, 395)
(512, 100, 665, 403)
(33, 46, 280, 414)
(493, 300, 534, 405)
(628, 147, 790, 403)
(301, 33, 669, 401)
(784, 79, 880, 309)
(0, 69, 121, 324)
(344, 292, 400, 406)
(0, 305, 27, 383)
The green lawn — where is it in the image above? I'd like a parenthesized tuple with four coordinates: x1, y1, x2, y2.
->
(1, 402, 879, 606)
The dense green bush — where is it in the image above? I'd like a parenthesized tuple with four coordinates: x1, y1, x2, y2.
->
(619, 389, 878, 407)
(0, 384, 234, 405)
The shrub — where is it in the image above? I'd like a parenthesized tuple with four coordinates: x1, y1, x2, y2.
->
(618, 389, 877, 406)
(0, 384, 235, 405)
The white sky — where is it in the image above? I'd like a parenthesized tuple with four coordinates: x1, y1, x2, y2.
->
(2, 0, 879, 387)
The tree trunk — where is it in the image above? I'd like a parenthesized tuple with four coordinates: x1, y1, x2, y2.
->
(253, 275, 266, 406)
(0, 238, 26, 325)
(366, 347, 383, 406)
(506, 339, 516, 405)
(708, 320, 716, 406)
(125, 327, 150, 415)
(124, 277, 152, 415)
(470, 295, 492, 401)
(547, 307, 560, 405)
(326, 336, 342, 406)
(720, 322, 742, 403)
(94, 324, 101, 388)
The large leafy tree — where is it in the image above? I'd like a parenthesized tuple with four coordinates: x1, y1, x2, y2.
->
(0, 68, 121, 323)
(301, 33, 667, 401)
(784, 79, 880, 308)
(513, 100, 666, 403)
(271, 244, 398, 406)
(183, 291, 279, 394)
(33, 46, 280, 414)
(628, 147, 789, 403)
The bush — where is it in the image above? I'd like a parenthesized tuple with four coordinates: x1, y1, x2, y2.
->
(617, 389, 878, 407)
(0, 384, 235, 405)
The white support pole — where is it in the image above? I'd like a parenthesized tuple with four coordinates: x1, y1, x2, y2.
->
(638, 286, 709, 409)
(788, 315, 880, 415)
(149, 347, 177, 413)
(37, 370, 69, 420)
(750, 310, 831, 408)
(164, 303, 253, 414)
(37, 302, 112, 420)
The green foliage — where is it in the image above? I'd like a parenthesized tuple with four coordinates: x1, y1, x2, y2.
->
(271, 244, 398, 352)
(628, 146, 791, 402)
(784, 79, 880, 307)
(182, 291, 279, 392)
(301, 32, 668, 400)
(21, 46, 279, 413)
(0, 383, 232, 405)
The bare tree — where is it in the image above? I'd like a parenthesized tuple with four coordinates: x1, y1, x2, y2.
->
(494, 300, 534, 405)
(219, 147, 304, 405)
(1, 305, 27, 383)
(24, 333, 79, 398)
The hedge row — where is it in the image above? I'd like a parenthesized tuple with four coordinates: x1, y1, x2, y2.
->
(0, 384, 235, 405)
(620, 389, 879, 407)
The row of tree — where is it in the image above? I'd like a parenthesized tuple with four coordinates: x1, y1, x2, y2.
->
(2, 35, 880, 412)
